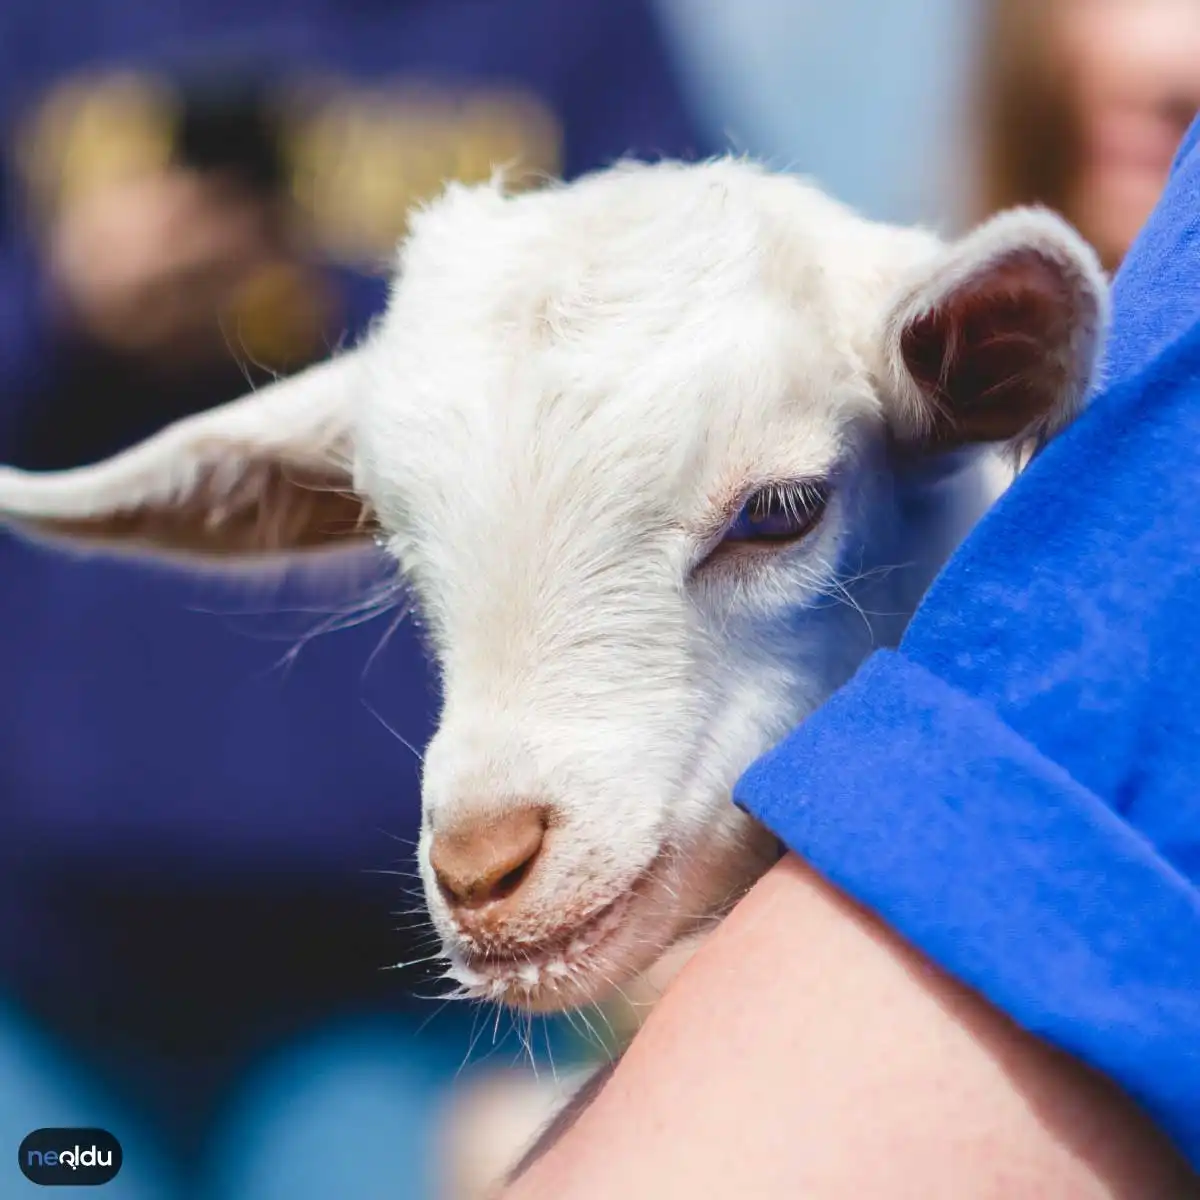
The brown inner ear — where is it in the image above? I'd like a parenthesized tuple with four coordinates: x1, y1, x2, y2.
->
(38, 460, 376, 557)
(900, 249, 1076, 448)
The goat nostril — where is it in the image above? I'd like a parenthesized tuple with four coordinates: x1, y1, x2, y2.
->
(491, 855, 536, 902)
(429, 804, 548, 910)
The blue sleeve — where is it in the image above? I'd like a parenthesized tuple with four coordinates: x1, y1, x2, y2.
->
(736, 119, 1200, 1168)
(738, 650, 1200, 1162)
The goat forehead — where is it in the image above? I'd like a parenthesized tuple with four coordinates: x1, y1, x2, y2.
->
(365, 297, 856, 540)
(358, 160, 897, 533)
(381, 156, 929, 346)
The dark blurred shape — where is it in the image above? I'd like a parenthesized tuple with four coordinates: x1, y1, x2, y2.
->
(172, 69, 289, 198)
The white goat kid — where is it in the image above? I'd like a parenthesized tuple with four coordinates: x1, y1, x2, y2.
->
(0, 159, 1106, 1015)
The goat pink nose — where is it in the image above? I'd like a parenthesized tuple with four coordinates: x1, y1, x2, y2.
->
(429, 806, 547, 909)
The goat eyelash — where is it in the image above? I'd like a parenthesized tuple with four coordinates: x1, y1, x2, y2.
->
(732, 480, 830, 540)
(691, 478, 832, 577)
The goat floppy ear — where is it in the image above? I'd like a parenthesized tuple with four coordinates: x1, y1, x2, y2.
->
(881, 208, 1107, 457)
(0, 349, 374, 565)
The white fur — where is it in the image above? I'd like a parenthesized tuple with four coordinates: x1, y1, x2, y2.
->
(0, 158, 1107, 1012)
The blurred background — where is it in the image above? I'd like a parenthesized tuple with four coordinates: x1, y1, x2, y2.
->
(0, 1, 1196, 1197)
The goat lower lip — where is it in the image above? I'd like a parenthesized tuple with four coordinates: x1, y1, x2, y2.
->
(449, 852, 670, 1001)
(462, 890, 630, 972)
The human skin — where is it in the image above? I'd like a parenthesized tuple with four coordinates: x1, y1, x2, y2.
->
(1056, 0, 1200, 268)
(47, 168, 279, 366)
(505, 854, 1198, 1200)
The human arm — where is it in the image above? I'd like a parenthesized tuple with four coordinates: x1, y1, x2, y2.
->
(508, 852, 1197, 1199)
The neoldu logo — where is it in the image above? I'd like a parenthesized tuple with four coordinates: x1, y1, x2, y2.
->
(18, 1129, 122, 1187)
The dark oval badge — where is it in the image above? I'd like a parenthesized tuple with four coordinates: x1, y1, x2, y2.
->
(18, 1129, 122, 1187)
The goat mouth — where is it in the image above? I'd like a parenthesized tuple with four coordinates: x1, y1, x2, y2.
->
(447, 856, 669, 1008)
(450, 889, 634, 1001)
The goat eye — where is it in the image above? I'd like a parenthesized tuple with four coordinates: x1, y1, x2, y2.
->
(722, 481, 829, 546)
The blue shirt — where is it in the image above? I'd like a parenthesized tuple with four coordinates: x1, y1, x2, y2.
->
(737, 117, 1200, 1167)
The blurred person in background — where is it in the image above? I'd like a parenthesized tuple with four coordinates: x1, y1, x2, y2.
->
(652, 0, 1200, 260)
(975, 0, 1200, 270)
(0, 2, 709, 1197)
